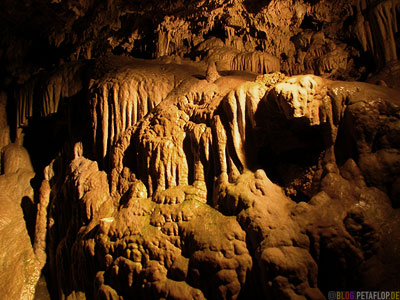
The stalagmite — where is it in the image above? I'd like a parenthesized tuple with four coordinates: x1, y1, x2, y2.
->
(33, 176, 50, 268)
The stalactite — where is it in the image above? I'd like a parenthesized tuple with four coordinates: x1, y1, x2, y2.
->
(15, 80, 35, 128)
(220, 81, 269, 171)
(14, 63, 84, 133)
(156, 16, 191, 57)
(354, 0, 400, 67)
(89, 61, 178, 160)
(207, 47, 281, 74)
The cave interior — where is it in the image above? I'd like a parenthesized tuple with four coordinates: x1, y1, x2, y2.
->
(0, 0, 400, 299)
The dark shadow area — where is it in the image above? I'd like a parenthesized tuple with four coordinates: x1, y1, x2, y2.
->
(128, 18, 157, 59)
(20, 196, 36, 246)
(237, 269, 263, 300)
(203, 145, 215, 206)
(5, 89, 17, 143)
(119, 192, 130, 207)
(396, 31, 400, 58)
(334, 110, 359, 166)
(237, 230, 264, 299)
(193, 74, 206, 80)
(203, 21, 226, 41)
(243, 0, 271, 14)
(218, 70, 258, 80)
(304, 0, 322, 4)
(254, 97, 325, 202)
(290, 190, 311, 203)
(338, 28, 377, 81)
(121, 131, 140, 186)
(258, 142, 323, 202)
(22, 85, 92, 172)
(316, 238, 361, 295)
(183, 134, 195, 186)
(23, 114, 68, 175)
(300, 14, 323, 31)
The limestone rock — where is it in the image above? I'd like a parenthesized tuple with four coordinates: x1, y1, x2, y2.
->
(40, 65, 400, 299)
(0, 152, 39, 300)
(0, 1, 399, 299)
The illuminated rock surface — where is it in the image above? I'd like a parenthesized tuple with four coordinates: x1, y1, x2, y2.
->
(0, 0, 399, 299)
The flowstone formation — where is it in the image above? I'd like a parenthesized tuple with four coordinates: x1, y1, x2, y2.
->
(0, 0, 400, 299)
(20, 57, 399, 299)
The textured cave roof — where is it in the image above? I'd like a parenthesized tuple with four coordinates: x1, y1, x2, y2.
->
(0, 0, 367, 85)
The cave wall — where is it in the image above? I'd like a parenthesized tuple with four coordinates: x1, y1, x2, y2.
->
(0, 0, 399, 299)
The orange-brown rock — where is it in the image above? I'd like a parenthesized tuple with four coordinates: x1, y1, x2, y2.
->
(0, 0, 399, 299)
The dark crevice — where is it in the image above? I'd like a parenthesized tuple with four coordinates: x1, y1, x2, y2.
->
(257, 124, 324, 191)
(129, 18, 157, 59)
(203, 21, 226, 41)
(22, 114, 68, 175)
(254, 98, 325, 201)
(287, 190, 310, 203)
(317, 236, 362, 294)
(183, 135, 195, 186)
(334, 111, 359, 166)
(237, 233, 263, 299)
(243, 0, 271, 14)
(300, 14, 323, 31)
